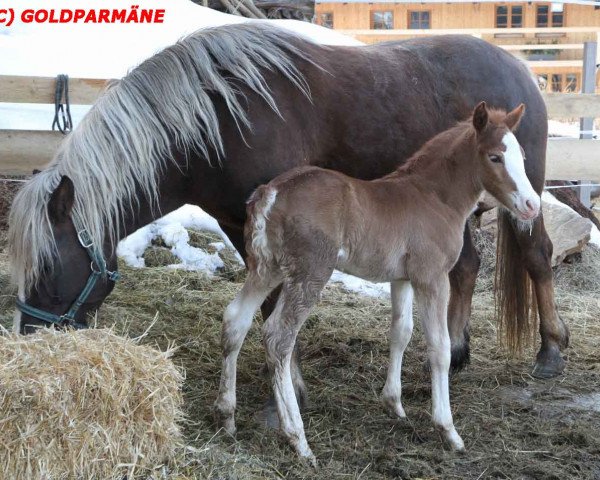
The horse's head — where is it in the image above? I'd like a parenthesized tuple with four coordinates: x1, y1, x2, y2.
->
(15, 176, 119, 334)
(472, 101, 540, 223)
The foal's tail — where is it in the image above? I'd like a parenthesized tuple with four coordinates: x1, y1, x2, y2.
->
(245, 185, 278, 277)
(495, 209, 538, 353)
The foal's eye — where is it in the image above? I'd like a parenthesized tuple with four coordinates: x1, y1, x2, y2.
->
(489, 154, 503, 164)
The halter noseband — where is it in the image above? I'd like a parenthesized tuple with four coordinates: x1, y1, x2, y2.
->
(16, 218, 120, 330)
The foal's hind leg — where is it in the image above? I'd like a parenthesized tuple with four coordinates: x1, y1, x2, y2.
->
(218, 223, 308, 427)
(215, 271, 278, 434)
(382, 280, 414, 418)
(415, 277, 465, 452)
(257, 287, 308, 430)
(263, 278, 328, 465)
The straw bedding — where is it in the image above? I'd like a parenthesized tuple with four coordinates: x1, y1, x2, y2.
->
(0, 329, 184, 480)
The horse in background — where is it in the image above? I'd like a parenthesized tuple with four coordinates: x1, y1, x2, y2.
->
(8, 24, 567, 423)
(216, 103, 536, 462)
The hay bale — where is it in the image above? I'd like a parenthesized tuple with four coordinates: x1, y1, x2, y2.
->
(0, 329, 184, 479)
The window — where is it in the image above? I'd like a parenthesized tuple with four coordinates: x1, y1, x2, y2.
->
(319, 12, 333, 29)
(372, 11, 394, 30)
(551, 3, 564, 27)
(496, 6, 508, 27)
(511, 6, 523, 27)
(537, 3, 564, 28)
(537, 73, 549, 91)
(565, 73, 578, 92)
(551, 73, 562, 92)
(536, 5, 549, 27)
(409, 11, 430, 29)
(495, 5, 523, 28)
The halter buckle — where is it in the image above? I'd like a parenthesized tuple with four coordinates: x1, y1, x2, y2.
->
(77, 229, 93, 249)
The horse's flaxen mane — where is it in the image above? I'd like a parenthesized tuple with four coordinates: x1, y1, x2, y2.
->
(8, 24, 315, 293)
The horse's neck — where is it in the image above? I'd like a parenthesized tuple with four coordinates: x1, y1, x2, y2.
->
(117, 164, 198, 241)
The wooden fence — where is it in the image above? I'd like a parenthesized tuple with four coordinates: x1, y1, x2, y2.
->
(0, 74, 599, 180)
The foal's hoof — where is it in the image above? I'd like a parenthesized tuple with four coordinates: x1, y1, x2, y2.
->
(532, 345, 566, 379)
(382, 397, 407, 419)
(440, 427, 465, 453)
(214, 409, 237, 435)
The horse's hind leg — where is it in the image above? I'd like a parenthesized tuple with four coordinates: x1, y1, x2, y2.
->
(382, 280, 414, 418)
(514, 214, 569, 378)
(447, 223, 480, 372)
(415, 276, 465, 452)
(215, 271, 279, 434)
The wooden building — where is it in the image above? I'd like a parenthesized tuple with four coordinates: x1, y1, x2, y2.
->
(315, 0, 600, 92)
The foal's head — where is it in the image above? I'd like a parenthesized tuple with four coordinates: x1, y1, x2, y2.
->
(471, 102, 540, 222)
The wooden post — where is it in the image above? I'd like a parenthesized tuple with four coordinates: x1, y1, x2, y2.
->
(578, 41, 597, 208)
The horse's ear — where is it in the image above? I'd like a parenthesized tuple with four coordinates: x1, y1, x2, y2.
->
(505, 103, 526, 131)
(48, 176, 75, 224)
(472, 101, 488, 133)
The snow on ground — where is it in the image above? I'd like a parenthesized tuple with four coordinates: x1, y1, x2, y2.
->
(116, 204, 242, 272)
(118, 204, 391, 297)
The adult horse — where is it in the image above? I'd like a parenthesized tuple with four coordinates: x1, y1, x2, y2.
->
(9, 24, 567, 403)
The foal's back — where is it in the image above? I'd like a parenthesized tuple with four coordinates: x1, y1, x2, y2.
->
(246, 164, 463, 283)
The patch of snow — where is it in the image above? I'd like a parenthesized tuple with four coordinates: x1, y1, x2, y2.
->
(330, 271, 390, 298)
(547, 120, 580, 138)
(117, 204, 243, 273)
(1, 0, 361, 130)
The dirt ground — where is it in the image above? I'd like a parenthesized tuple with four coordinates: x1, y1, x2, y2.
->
(0, 199, 599, 479)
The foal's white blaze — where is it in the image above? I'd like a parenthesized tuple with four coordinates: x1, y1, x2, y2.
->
(502, 132, 541, 220)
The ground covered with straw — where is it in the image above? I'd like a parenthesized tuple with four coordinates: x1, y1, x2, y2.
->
(1, 223, 599, 479)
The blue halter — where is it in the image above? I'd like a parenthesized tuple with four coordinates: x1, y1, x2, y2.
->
(16, 219, 120, 329)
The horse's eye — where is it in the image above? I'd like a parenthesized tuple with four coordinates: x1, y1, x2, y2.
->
(489, 154, 503, 164)
(51, 295, 62, 306)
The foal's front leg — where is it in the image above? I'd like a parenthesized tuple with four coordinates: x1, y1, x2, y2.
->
(415, 277, 465, 452)
(382, 280, 414, 418)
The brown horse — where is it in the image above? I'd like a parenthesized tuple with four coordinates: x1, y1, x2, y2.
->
(9, 25, 567, 420)
(216, 102, 536, 463)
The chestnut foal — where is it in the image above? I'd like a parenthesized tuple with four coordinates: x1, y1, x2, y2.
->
(215, 102, 540, 463)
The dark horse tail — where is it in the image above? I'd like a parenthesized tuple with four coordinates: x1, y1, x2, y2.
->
(495, 210, 538, 353)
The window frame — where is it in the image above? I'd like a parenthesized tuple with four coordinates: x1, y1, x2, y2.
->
(495, 4, 525, 29)
(407, 10, 431, 29)
(536, 3, 565, 28)
(371, 10, 394, 30)
(318, 12, 334, 29)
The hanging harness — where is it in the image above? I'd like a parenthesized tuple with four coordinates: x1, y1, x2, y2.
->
(15, 218, 120, 329)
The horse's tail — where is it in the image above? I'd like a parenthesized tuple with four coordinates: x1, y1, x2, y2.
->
(495, 209, 538, 353)
(245, 185, 278, 278)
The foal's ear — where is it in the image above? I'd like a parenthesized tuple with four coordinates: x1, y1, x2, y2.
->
(48, 176, 75, 224)
(505, 103, 526, 131)
(472, 101, 488, 133)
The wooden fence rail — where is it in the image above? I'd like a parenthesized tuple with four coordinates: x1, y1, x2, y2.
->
(1, 75, 599, 179)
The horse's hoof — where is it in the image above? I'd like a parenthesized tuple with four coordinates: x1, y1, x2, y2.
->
(532, 346, 566, 379)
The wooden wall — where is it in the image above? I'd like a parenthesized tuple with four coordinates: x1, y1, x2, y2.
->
(315, 2, 600, 31)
